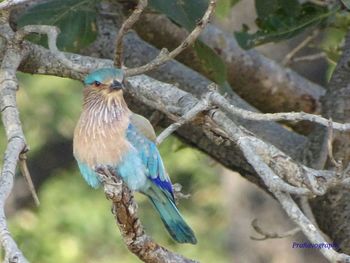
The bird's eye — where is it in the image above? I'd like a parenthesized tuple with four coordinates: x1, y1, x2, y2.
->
(94, 81, 101, 87)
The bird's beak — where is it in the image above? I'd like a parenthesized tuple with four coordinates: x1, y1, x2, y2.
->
(110, 80, 123, 90)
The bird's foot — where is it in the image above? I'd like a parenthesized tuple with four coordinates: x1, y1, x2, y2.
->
(95, 165, 123, 201)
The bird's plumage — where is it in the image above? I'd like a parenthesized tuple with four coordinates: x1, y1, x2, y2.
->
(73, 68, 197, 244)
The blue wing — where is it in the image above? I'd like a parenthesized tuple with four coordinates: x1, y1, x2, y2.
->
(126, 124, 174, 200)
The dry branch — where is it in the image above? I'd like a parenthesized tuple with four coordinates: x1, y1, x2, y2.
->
(95, 167, 198, 263)
(114, 0, 148, 67)
(156, 91, 212, 145)
(19, 153, 40, 206)
(0, 0, 31, 10)
(16, 25, 89, 73)
(282, 29, 320, 66)
(132, 12, 325, 114)
(209, 90, 350, 132)
(275, 192, 350, 262)
(124, 0, 216, 77)
(250, 219, 300, 241)
(0, 14, 29, 263)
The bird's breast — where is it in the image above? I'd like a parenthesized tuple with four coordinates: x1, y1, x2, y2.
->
(73, 110, 130, 168)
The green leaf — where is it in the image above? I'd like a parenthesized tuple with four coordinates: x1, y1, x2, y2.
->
(235, 3, 339, 49)
(255, 0, 278, 18)
(148, 0, 208, 31)
(193, 41, 227, 85)
(18, 0, 97, 52)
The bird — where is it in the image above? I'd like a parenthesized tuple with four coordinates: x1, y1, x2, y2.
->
(73, 68, 197, 244)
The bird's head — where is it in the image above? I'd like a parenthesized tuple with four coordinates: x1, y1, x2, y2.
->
(84, 68, 125, 93)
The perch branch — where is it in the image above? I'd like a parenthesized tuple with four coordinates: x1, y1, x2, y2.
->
(114, 0, 148, 67)
(250, 219, 300, 241)
(124, 0, 216, 77)
(95, 166, 198, 263)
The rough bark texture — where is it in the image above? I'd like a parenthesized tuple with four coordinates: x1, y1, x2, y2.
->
(98, 168, 198, 263)
(132, 9, 324, 114)
(310, 32, 350, 254)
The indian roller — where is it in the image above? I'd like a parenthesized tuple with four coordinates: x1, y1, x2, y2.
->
(73, 68, 197, 244)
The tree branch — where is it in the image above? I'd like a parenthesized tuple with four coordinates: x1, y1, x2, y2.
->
(124, 0, 216, 77)
(132, 10, 325, 114)
(0, 12, 29, 263)
(114, 0, 148, 68)
(0, 0, 31, 10)
(86, 3, 308, 157)
(16, 25, 89, 73)
(95, 167, 198, 263)
(250, 219, 300, 241)
(209, 90, 350, 132)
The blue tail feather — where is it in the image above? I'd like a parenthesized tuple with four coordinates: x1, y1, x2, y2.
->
(148, 195, 197, 244)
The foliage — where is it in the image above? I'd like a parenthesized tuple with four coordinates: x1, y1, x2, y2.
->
(235, 1, 339, 49)
(17, 0, 98, 52)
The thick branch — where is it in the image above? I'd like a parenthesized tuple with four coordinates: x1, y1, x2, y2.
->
(0, 0, 31, 10)
(82, 1, 307, 158)
(309, 31, 350, 254)
(132, 11, 325, 114)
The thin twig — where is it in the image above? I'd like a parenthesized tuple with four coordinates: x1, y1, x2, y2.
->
(16, 25, 89, 73)
(292, 52, 326, 63)
(275, 191, 350, 262)
(19, 153, 40, 206)
(208, 90, 350, 131)
(124, 0, 217, 77)
(173, 183, 191, 202)
(250, 219, 300, 241)
(156, 93, 211, 145)
(114, 0, 148, 68)
(327, 118, 343, 169)
(283, 29, 320, 66)
(95, 166, 198, 263)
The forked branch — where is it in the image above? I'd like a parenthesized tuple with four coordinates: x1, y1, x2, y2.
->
(124, 0, 217, 77)
(114, 0, 148, 68)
